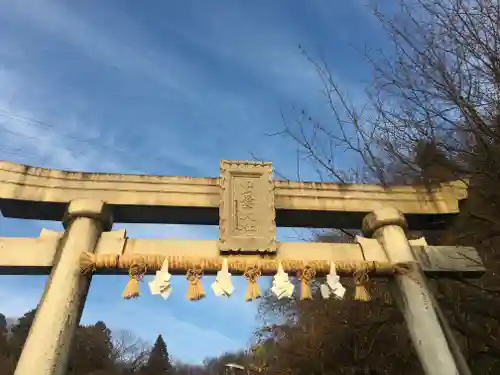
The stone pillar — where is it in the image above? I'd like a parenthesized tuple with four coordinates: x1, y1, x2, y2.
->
(14, 199, 112, 375)
(362, 207, 460, 375)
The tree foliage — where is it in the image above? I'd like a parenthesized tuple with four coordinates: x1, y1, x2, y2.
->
(142, 335, 173, 375)
(0, 308, 230, 375)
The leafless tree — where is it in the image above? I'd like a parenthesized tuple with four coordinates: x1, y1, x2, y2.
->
(111, 330, 150, 374)
(262, 0, 500, 373)
(279, 0, 500, 186)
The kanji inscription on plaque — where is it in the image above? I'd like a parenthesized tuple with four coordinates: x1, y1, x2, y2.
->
(218, 160, 276, 253)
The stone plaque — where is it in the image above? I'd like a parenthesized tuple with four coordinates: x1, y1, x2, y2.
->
(218, 160, 276, 253)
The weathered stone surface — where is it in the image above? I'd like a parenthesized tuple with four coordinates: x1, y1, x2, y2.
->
(0, 160, 467, 229)
(13, 199, 112, 375)
(63, 198, 113, 230)
(363, 208, 460, 375)
(218, 160, 276, 253)
(0, 159, 478, 375)
(0, 236, 485, 276)
(361, 206, 407, 237)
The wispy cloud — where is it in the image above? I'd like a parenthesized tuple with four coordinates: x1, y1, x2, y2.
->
(1, 1, 187, 93)
(0, 0, 338, 176)
(0, 0, 382, 364)
(0, 66, 258, 364)
(0, 67, 125, 171)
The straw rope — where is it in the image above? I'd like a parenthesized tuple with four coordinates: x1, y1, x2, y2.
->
(244, 266, 262, 301)
(186, 266, 205, 301)
(121, 259, 147, 299)
(353, 267, 371, 301)
(80, 252, 414, 277)
(80, 253, 421, 301)
(297, 266, 316, 300)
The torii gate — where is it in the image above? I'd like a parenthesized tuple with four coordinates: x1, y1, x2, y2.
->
(0, 160, 484, 375)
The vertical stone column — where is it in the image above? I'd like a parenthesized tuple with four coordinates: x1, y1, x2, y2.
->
(14, 199, 112, 375)
(362, 207, 460, 375)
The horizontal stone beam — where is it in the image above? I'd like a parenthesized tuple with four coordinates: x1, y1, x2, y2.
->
(0, 161, 467, 229)
(0, 232, 484, 277)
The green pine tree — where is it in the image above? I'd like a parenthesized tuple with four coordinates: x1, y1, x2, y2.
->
(143, 335, 172, 375)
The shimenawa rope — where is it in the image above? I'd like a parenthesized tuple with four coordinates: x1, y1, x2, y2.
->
(80, 252, 415, 301)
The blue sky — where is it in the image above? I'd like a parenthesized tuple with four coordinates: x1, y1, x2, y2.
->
(0, 0, 391, 364)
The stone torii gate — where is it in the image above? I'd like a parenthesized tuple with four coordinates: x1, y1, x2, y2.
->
(0, 160, 484, 375)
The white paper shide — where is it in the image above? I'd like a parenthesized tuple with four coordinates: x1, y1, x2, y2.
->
(320, 262, 346, 300)
(211, 258, 234, 297)
(271, 263, 295, 299)
(148, 258, 173, 300)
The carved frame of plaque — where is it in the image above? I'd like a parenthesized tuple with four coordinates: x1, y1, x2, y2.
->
(218, 160, 277, 253)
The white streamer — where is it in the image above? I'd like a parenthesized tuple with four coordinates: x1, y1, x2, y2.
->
(211, 258, 234, 297)
(148, 258, 173, 300)
(320, 262, 345, 300)
(271, 263, 295, 299)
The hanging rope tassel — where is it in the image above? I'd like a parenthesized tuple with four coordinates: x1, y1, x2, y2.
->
(186, 266, 205, 301)
(244, 266, 262, 301)
(353, 268, 371, 301)
(298, 265, 316, 300)
(122, 260, 146, 300)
